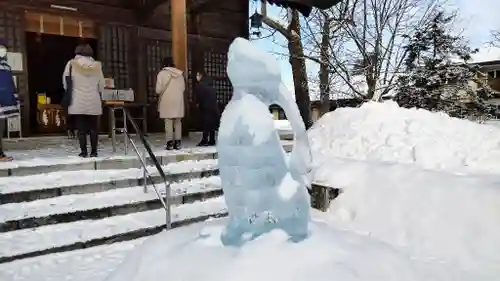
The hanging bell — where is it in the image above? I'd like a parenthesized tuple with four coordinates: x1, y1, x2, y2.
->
(249, 11, 263, 29)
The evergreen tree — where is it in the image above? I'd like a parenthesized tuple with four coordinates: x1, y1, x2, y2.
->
(395, 12, 496, 120)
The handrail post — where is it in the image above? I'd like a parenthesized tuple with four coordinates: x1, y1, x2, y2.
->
(123, 107, 128, 155)
(121, 107, 171, 230)
(142, 147, 148, 193)
(164, 183, 171, 228)
(124, 129, 169, 208)
(111, 107, 117, 153)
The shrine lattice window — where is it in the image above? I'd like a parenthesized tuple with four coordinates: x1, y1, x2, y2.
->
(204, 50, 232, 107)
(145, 40, 171, 104)
(187, 50, 193, 103)
(98, 25, 130, 89)
(0, 11, 22, 52)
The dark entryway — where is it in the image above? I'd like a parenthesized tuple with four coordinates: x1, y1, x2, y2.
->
(25, 32, 97, 134)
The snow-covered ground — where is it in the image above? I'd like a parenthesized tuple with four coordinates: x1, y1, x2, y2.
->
(105, 215, 475, 281)
(0, 238, 147, 281)
(318, 158, 500, 278)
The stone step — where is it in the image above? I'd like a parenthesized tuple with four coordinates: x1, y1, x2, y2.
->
(0, 196, 227, 263)
(0, 176, 223, 232)
(0, 148, 216, 177)
(0, 142, 293, 177)
(0, 158, 218, 204)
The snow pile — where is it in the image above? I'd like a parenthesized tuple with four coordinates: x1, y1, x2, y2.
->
(309, 101, 500, 175)
(308, 102, 500, 277)
(321, 158, 500, 278)
(105, 217, 471, 281)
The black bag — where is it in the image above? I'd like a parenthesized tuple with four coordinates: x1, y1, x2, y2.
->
(61, 62, 73, 108)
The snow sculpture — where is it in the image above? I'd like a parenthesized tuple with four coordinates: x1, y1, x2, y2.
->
(217, 37, 313, 245)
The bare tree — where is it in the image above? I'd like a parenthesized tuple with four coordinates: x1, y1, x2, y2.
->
(256, 3, 313, 128)
(303, 0, 442, 101)
(302, 8, 350, 115)
(488, 30, 500, 47)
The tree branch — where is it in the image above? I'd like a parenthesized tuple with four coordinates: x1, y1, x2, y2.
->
(262, 16, 291, 41)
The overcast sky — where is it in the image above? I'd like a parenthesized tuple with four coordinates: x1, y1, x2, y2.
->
(249, 1, 500, 88)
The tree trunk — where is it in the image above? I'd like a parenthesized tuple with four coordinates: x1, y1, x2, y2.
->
(288, 9, 312, 129)
(319, 18, 330, 116)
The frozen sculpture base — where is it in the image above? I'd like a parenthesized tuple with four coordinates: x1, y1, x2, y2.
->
(103, 38, 447, 281)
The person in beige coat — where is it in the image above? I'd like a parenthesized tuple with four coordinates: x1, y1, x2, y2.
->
(63, 43, 104, 157)
(156, 57, 185, 150)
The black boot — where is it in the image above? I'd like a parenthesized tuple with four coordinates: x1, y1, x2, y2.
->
(197, 131, 209, 146)
(173, 140, 181, 150)
(89, 130, 98, 157)
(78, 131, 88, 157)
(165, 140, 174, 150)
(197, 140, 209, 146)
(207, 131, 216, 146)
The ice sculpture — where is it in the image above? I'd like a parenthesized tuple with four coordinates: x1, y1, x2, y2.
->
(217, 37, 313, 245)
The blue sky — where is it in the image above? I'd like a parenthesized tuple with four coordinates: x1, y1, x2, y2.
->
(248, 1, 500, 88)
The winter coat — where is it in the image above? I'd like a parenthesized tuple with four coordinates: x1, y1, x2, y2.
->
(0, 58, 19, 119)
(194, 76, 219, 131)
(63, 55, 104, 116)
(156, 67, 185, 119)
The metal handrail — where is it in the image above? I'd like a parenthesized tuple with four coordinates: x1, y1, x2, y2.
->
(117, 107, 172, 229)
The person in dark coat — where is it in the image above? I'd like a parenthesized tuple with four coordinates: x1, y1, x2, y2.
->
(194, 70, 219, 146)
(0, 39, 19, 161)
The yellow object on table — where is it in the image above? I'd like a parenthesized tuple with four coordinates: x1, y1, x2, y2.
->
(37, 93, 47, 104)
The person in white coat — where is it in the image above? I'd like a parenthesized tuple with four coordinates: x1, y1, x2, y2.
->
(155, 57, 185, 150)
(62, 43, 104, 157)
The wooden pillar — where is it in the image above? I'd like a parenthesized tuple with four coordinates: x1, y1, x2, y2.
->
(171, 0, 188, 72)
(171, 0, 189, 136)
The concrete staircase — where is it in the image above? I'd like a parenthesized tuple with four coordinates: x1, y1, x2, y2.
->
(0, 142, 293, 266)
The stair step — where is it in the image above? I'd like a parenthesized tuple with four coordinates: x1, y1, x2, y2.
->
(0, 158, 218, 204)
(0, 196, 226, 263)
(0, 176, 222, 232)
(0, 148, 217, 177)
(0, 142, 293, 177)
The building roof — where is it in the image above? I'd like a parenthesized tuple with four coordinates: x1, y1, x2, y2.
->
(471, 60, 500, 71)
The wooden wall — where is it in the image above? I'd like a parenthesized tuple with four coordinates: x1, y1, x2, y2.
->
(0, 0, 249, 135)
